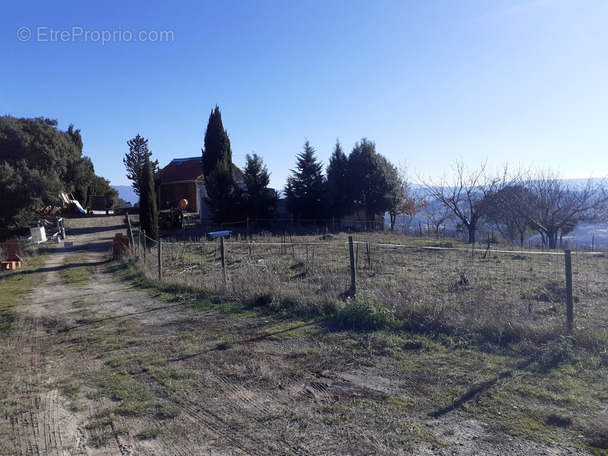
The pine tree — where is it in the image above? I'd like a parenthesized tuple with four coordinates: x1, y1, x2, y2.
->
(124, 134, 159, 197)
(202, 106, 236, 222)
(139, 155, 159, 240)
(326, 139, 350, 219)
(243, 153, 277, 221)
(285, 140, 326, 221)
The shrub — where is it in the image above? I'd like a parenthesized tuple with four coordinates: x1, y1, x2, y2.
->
(335, 295, 396, 331)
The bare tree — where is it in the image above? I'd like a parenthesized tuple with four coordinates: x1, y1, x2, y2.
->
(514, 169, 607, 249)
(483, 184, 534, 247)
(419, 160, 509, 244)
(388, 165, 426, 232)
(423, 199, 453, 239)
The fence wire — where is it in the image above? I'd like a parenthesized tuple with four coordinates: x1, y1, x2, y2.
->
(130, 231, 608, 334)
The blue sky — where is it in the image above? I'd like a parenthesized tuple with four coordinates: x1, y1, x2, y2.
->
(2, 0, 607, 190)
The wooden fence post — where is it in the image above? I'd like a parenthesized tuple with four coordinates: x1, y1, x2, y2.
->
(565, 250, 574, 332)
(126, 213, 134, 249)
(158, 239, 162, 281)
(349, 236, 356, 295)
(220, 237, 226, 286)
(142, 230, 146, 264)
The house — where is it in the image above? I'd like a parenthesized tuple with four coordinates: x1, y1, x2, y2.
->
(158, 157, 244, 221)
(158, 157, 205, 213)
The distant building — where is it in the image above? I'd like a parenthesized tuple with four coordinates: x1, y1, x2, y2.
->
(158, 157, 205, 213)
(157, 157, 244, 221)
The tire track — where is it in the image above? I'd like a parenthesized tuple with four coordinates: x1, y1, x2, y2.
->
(180, 396, 312, 456)
(4, 250, 85, 456)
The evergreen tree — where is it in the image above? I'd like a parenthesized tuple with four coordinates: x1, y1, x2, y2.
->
(202, 106, 233, 177)
(139, 156, 159, 240)
(202, 106, 236, 222)
(124, 134, 159, 197)
(0, 115, 112, 231)
(285, 140, 326, 221)
(242, 153, 277, 221)
(326, 139, 350, 219)
(347, 138, 401, 230)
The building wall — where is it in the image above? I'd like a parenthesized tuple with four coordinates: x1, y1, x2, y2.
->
(159, 182, 198, 213)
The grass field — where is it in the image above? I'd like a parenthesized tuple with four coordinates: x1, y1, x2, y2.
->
(110, 230, 608, 453)
(137, 231, 608, 348)
(2, 226, 608, 454)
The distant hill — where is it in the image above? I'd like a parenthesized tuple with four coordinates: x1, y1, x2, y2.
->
(112, 185, 138, 206)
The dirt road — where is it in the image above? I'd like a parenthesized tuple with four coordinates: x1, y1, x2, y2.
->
(0, 215, 592, 455)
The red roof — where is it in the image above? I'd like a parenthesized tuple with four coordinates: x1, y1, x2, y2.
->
(160, 157, 244, 185)
(160, 157, 204, 183)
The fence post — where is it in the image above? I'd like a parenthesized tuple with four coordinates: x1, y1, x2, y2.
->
(564, 250, 574, 332)
(126, 213, 135, 249)
(137, 228, 141, 256)
(142, 230, 146, 264)
(349, 236, 356, 295)
(158, 239, 162, 281)
(220, 237, 226, 286)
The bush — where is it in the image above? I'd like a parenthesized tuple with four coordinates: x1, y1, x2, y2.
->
(335, 296, 396, 331)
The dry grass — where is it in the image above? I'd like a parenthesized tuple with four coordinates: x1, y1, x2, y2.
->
(132, 231, 608, 350)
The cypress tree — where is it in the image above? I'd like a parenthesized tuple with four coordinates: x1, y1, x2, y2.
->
(202, 106, 236, 222)
(139, 155, 159, 240)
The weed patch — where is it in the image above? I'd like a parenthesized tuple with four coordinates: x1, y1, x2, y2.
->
(136, 427, 164, 439)
(335, 296, 396, 331)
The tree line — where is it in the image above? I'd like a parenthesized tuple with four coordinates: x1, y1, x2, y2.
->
(201, 107, 608, 248)
(420, 160, 608, 249)
(0, 116, 119, 235)
(126, 106, 607, 249)
(201, 106, 420, 230)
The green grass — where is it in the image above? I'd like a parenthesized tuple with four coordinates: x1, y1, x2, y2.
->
(58, 264, 90, 286)
(335, 295, 396, 331)
(0, 255, 45, 333)
(136, 427, 164, 440)
(83, 367, 155, 415)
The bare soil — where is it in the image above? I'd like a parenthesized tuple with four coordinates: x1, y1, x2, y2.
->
(0, 215, 593, 455)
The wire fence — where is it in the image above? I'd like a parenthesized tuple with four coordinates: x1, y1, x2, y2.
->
(125, 222, 608, 338)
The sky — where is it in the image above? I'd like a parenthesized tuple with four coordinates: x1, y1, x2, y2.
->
(2, 0, 608, 190)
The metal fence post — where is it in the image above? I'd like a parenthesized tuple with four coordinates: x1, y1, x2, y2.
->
(565, 250, 574, 332)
